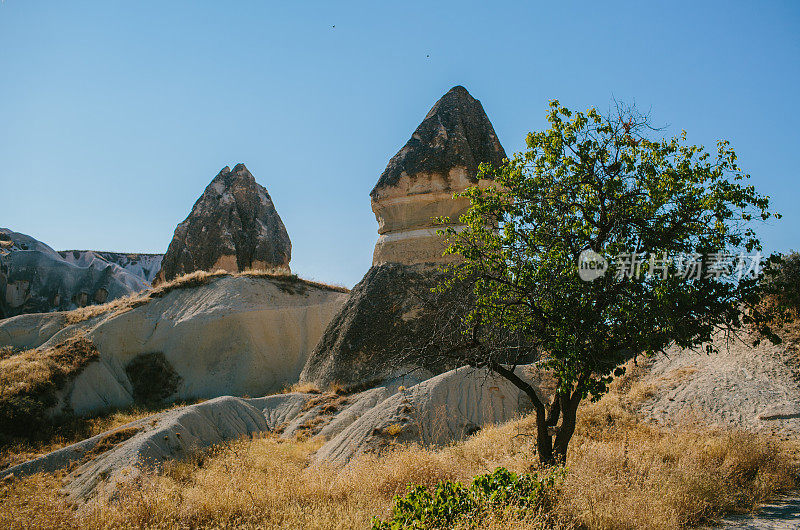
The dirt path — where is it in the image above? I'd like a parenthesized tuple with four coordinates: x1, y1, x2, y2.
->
(719, 494, 800, 529)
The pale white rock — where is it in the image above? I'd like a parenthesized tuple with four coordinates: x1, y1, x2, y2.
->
(313, 365, 542, 465)
(637, 331, 800, 436)
(0, 275, 348, 416)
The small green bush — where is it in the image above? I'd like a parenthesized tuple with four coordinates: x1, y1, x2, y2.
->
(371, 466, 561, 529)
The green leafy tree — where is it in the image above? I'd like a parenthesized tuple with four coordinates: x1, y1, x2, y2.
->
(436, 100, 780, 465)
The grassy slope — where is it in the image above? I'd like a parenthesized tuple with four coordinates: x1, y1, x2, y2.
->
(1, 371, 796, 529)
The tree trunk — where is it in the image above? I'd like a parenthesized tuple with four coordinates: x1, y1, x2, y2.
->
(535, 402, 555, 465)
(552, 391, 581, 463)
(489, 363, 558, 465)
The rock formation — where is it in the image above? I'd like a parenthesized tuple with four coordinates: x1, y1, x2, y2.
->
(155, 164, 291, 284)
(2, 365, 543, 501)
(59, 251, 163, 284)
(300, 262, 469, 388)
(0, 273, 348, 416)
(371, 85, 505, 265)
(0, 229, 151, 319)
(301, 86, 506, 388)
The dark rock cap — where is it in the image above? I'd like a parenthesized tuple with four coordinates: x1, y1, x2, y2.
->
(156, 164, 291, 283)
(371, 86, 506, 197)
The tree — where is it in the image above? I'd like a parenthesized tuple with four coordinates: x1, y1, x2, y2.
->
(434, 100, 780, 465)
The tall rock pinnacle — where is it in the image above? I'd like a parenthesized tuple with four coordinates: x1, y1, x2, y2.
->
(370, 85, 506, 265)
(155, 164, 291, 284)
(301, 87, 506, 389)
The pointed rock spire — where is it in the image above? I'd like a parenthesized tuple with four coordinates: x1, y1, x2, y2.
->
(372, 86, 506, 196)
(155, 164, 291, 284)
(370, 86, 506, 265)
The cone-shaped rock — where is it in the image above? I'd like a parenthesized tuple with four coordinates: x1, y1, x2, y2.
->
(155, 164, 291, 284)
(301, 87, 505, 389)
(371, 85, 506, 265)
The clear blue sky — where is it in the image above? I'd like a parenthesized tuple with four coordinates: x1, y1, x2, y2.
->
(1, 1, 798, 287)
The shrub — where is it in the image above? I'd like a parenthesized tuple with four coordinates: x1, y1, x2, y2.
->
(371, 467, 560, 529)
(764, 251, 800, 311)
(124, 352, 182, 404)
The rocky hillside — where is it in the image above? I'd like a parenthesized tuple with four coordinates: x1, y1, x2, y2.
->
(0, 271, 348, 419)
(58, 251, 163, 284)
(635, 330, 800, 438)
(0, 229, 151, 319)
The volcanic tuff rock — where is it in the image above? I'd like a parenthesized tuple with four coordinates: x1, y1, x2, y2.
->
(0, 274, 348, 416)
(300, 262, 471, 388)
(371, 85, 506, 265)
(301, 86, 506, 389)
(0, 229, 151, 319)
(3, 365, 542, 501)
(59, 250, 163, 284)
(155, 164, 291, 284)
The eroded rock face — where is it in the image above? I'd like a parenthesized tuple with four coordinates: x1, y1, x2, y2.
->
(300, 262, 471, 389)
(0, 229, 150, 319)
(155, 164, 291, 284)
(0, 274, 349, 416)
(371, 86, 506, 266)
(2, 365, 541, 501)
(59, 251, 163, 284)
(301, 87, 505, 390)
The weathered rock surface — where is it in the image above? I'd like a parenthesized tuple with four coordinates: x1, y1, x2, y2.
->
(300, 262, 470, 389)
(300, 87, 506, 390)
(59, 251, 163, 284)
(0, 274, 348, 415)
(371, 86, 505, 265)
(637, 331, 800, 437)
(65, 396, 275, 501)
(2, 366, 538, 502)
(156, 164, 291, 284)
(0, 229, 151, 319)
(313, 366, 539, 465)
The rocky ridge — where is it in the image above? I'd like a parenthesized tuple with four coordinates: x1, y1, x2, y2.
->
(0, 229, 151, 319)
(59, 251, 163, 284)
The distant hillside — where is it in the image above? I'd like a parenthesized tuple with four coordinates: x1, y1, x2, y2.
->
(0, 228, 153, 319)
(58, 250, 163, 284)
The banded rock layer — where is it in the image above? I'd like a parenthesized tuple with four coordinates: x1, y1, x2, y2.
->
(371, 85, 506, 265)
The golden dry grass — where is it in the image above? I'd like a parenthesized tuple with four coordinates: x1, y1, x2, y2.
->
(283, 381, 322, 394)
(64, 290, 151, 324)
(0, 400, 204, 470)
(0, 336, 98, 398)
(1, 382, 796, 529)
(64, 269, 349, 325)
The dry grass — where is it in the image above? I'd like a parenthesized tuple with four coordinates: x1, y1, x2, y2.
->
(0, 337, 101, 442)
(0, 337, 98, 398)
(283, 381, 322, 394)
(1, 381, 796, 529)
(64, 291, 151, 324)
(0, 400, 203, 470)
(64, 269, 349, 325)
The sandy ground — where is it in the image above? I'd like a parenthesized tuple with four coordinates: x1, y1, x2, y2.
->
(638, 332, 800, 528)
(638, 331, 800, 439)
(719, 494, 800, 529)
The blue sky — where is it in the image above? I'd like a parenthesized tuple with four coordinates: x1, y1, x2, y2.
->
(1, 1, 798, 287)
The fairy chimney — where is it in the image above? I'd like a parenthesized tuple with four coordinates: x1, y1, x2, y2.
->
(370, 86, 506, 265)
